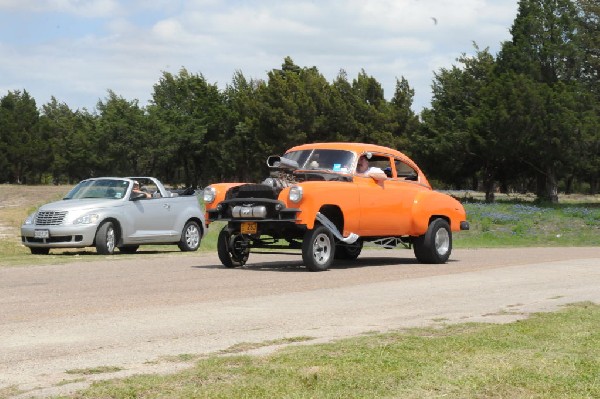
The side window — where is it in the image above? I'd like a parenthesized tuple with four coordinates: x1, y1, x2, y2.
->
(369, 155, 393, 178)
(395, 159, 418, 181)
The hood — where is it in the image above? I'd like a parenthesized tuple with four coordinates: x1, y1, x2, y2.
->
(39, 198, 124, 212)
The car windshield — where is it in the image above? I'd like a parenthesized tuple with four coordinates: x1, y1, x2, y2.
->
(64, 179, 129, 200)
(283, 149, 354, 173)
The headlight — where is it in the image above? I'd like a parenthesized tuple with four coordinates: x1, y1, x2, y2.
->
(203, 186, 217, 204)
(74, 213, 99, 225)
(23, 212, 37, 225)
(289, 186, 303, 203)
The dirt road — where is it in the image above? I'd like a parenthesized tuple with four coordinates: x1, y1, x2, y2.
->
(1, 247, 599, 398)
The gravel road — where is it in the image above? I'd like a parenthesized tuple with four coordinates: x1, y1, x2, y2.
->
(1, 246, 599, 398)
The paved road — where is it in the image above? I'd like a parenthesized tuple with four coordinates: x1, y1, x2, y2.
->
(1, 247, 599, 398)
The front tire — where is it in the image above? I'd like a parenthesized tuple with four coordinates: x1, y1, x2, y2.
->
(178, 221, 201, 251)
(95, 221, 116, 255)
(413, 218, 452, 264)
(302, 224, 335, 271)
(217, 227, 249, 268)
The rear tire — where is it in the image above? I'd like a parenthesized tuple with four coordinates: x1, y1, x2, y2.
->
(95, 221, 116, 255)
(335, 239, 363, 260)
(217, 227, 249, 268)
(178, 221, 201, 251)
(302, 224, 335, 271)
(413, 218, 452, 264)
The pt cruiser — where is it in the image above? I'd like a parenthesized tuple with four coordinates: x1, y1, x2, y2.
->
(21, 177, 205, 255)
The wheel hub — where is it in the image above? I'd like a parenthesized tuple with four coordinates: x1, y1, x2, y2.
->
(434, 229, 450, 255)
(312, 233, 332, 265)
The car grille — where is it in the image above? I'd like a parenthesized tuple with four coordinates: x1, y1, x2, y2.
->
(226, 184, 277, 200)
(35, 211, 68, 226)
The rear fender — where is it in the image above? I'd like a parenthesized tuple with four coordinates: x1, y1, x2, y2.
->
(411, 191, 467, 234)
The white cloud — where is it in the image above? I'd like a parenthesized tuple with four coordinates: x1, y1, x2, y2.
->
(0, 0, 122, 17)
(0, 0, 519, 112)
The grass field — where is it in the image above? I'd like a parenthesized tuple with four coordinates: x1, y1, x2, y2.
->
(456, 199, 600, 248)
(32, 302, 600, 399)
(1, 185, 599, 398)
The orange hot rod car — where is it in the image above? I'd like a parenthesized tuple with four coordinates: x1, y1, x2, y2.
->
(203, 143, 469, 271)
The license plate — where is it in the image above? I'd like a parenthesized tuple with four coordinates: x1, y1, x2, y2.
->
(241, 222, 257, 234)
(34, 229, 49, 239)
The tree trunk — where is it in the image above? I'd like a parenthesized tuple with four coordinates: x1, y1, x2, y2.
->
(590, 178, 598, 195)
(536, 167, 559, 203)
(471, 175, 479, 191)
(483, 175, 495, 203)
(564, 175, 574, 194)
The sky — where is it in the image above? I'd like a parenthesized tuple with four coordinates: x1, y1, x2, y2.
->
(0, 0, 520, 113)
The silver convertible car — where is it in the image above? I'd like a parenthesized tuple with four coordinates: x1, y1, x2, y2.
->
(21, 177, 206, 255)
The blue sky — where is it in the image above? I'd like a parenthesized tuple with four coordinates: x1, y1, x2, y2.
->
(0, 0, 519, 113)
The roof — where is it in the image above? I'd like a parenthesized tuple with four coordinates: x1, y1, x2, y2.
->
(285, 142, 417, 168)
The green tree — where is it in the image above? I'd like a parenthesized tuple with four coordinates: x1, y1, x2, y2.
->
(0, 90, 40, 183)
(498, 0, 583, 202)
(328, 70, 361, 140)
(576, 0, 599, 95)
(500, 0, 581, 83)
(389, 76, 420, 153)
(148, 69, 226, 187)
(96, 90, 149, 176)
(257, 57, 315, 156)
(575, 0, 600, 193)
(350, 70, 392, 144)
(221, 71, 265, 182)
(39, 98, 99, 183)
(418, 47, 497, 195)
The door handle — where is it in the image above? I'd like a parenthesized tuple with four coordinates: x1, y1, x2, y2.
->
(163, 203, 170, 210)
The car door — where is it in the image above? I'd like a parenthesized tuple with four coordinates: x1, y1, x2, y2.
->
(357, 155, 422, 236)
(356, 154, 399, 235)
(127, 197, 178, 242)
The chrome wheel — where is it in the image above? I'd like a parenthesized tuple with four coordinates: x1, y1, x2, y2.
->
(95, 221, 117, 255)
(312, 232, 332, 266)
(178, 221, 201, 251)
(185, 224, 200, 248)
(413, 218, 452, 264)
(302, 224, 335, 271)
(434, 228, 450, 256)
(106, 226, 115, 253)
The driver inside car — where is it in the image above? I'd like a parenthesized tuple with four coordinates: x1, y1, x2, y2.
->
(131, 181, 151, 198)
(355, 155, 387, 181)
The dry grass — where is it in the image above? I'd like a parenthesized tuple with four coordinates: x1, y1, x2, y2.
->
(0, 184, 74, 261)
(0, 184, 72, 234)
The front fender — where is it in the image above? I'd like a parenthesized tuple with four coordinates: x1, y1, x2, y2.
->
(279, 181, 360, 233)
(204, 183, 246, 222)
